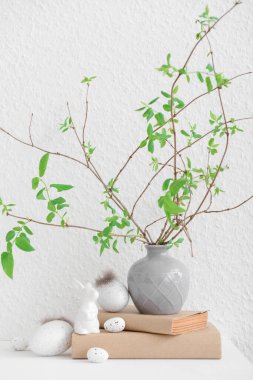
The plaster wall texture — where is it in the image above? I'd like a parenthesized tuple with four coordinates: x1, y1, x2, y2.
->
(0, 0, 253, 362)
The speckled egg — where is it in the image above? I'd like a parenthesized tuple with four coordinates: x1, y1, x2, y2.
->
(87, 347, 109, 363)
(104, 317, 125, 333)
(29, 320, 73, 356)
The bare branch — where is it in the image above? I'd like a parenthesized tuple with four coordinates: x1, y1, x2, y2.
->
(28, 113, 34, 146)
(6, 212, 146, 243)
(0, 127, 87, 168)
(144, 216, 166, 232)
(183, 226, 194, 257)
(82, 85, 89, 145)
(191, 194, 253, 217)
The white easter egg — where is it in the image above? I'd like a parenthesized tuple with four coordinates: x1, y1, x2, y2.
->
(104, 317, 125, 333)
(87, 347, 109, 363)
(98, 280, 129, 312)
(29, 320, 73, 356)
(11, 336, 28, 351)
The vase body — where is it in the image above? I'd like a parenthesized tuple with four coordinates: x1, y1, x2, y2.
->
(127, 245, 189, 315)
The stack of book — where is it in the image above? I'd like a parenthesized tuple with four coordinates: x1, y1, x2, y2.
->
(72, 306, 221, 359)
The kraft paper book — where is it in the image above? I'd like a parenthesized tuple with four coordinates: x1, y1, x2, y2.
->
(98, 305, 208, 335)
(72, 323, 221, 359)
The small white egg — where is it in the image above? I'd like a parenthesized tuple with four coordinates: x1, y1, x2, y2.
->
(104, 317, 125, 333)
(29, 320, 73, 356)
(87, 347, 109, 363)
(11, 336, 28, 351)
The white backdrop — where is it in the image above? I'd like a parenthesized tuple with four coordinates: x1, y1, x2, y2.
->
(0, 0, 253, 362)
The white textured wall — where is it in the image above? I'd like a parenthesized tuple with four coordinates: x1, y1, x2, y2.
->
(0, 0, 253, 362)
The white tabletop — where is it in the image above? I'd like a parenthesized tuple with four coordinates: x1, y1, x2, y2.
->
(1, 338, 253, 380)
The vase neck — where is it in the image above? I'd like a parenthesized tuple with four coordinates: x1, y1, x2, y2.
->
(145, 245, 169, 257)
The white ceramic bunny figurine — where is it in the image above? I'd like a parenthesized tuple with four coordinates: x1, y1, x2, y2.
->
(74, 281, 100, 335)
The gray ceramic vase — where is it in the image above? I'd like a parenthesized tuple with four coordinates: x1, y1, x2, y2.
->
(127, 245, 189, 315)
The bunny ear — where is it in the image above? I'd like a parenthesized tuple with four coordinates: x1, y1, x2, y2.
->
(74, 279, 85, 289)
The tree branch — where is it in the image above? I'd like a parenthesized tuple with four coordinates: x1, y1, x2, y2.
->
(82, 85, 89, 145)
(188, 194, 253, 217)
(6, 212, 146, 243)
(28, 113, 34, 146)
(0, 127, 87, 168)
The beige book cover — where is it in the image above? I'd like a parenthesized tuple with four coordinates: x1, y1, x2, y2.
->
(98, 305, 208, 335)
(72, 323, 221, 359)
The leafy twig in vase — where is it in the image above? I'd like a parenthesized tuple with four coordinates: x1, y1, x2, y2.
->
(0, 2, 253, 278)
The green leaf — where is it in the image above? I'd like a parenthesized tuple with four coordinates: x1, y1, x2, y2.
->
(6, 230, 15, 242)
(155, 113, 165, 126)
(178, 68, 187, 75)
(205, 77, 213, 93)
(20, 232, 30, 243)
(180, 130, 190, 137)
(158, 196, 165, 208)
(39, 153, 49, 177)
(47, 201, 56, 212)
(186, 157, 191, 168)
(170, 178, 187, 196)
(1, 251, 14, 279)
(161, 91, 170, 98)
(163, 104, 171, 112)
(135, 106, 146, 112)
(57, 204, 69, 210)
(139, 139, 147, 148)
(147, 124, 153, 137)
(24, 226, 33, 235)
(172, 85, 179, 94)
(123, 209, 129, 218)
(196, 72, 204, 83)
(7, 242, 12, 253)
(149, 97, 159, 105)
(162, 179, 171, 191)
(32, 177, 40, 190)
(50, 184, 74, 192)
(112, 240, 119, 253)
(206, 63, 213, 72)
(102, 226, 112, 237)
(122, 218, 130, 227)
(46, 212, 55, 223)
(15, 236, 35, 252)
(174, 98, 185, 109)
(81, 75, 96, 85)
(13, 227, 22, 232)
(36, 188, 46, 200)
(163, 193, 185, 217)
(143, 108, 154, 121)
(148, 139, 154, 154)
(51, 197, 66, 205)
